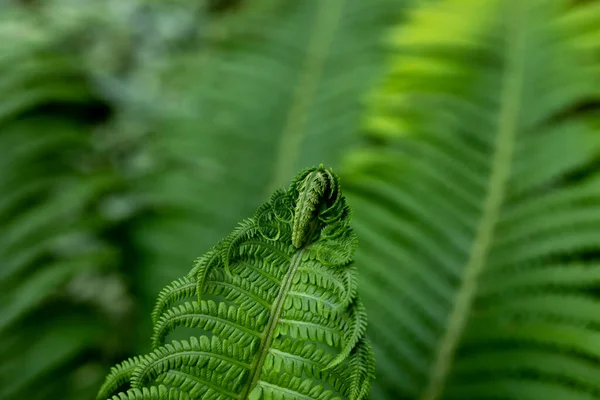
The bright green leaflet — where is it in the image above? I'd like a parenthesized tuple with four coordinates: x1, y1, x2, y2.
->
(97, 166, 374, 400)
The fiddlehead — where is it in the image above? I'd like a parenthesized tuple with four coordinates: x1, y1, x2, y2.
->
(290, 164, 350, 249)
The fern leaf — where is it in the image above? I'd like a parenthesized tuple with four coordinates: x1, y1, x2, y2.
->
(0, 7, 132, 400)
(97, 357, 143, 400)
(205, 269, 275, 316)
(345, 0, 600, 398)
(108, 385, 190, 400)
(347, 339, 375, 400)
(151, 277, 197, 325)
(131, 0, 401, 334)
(325, 298, 367, 370)
(267, 338, 335, 377)
(278, 307, 346, 348)
(188, 247, 222, 304)
(100, 166, 374, 400)
(156, 369, 241, 399)
(131, 336, 251, 389)
(151, 300, 263, 350)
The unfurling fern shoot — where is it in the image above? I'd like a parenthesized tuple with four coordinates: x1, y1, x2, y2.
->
(98, 165, 374, 400)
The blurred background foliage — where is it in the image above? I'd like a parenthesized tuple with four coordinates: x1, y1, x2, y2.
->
(2, 0, 600, 399)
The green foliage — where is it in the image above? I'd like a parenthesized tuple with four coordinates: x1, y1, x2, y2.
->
(128, 0, 401, 318)
(0, 6, 134, 400)
(98, 166, 374, 400)
(0, 1, 398, 399)
(0, 0, 216, 398)
(343, 0, 600, 398)
(8, 0, 600, 399)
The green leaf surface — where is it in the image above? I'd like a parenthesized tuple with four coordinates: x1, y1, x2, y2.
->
(344, 0, 600, 398)
(99, 166, 374, 400)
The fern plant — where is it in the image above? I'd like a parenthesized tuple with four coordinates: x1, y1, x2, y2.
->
(0, 6, 134, 400)
(128, 0, 404, 325)
(98, 166, 374, 400)
(0, 1, 217, 399)
(343, 0, 600, 399)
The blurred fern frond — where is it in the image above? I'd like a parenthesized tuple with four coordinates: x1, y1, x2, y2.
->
(0, 0, 405, 398)
(344, 0, 600, 398)
(0, 1, 206, 397)
(0, 13, 130, 400)
(99, 166, 374, 400)
(129, 0, 403, 335)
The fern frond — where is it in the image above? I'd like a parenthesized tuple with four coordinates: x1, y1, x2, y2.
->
(156, 369, 241, 399)
(131, 336, 251, 388)
(267, 338, 334, 376)
(347, 339, 375, 400)
(100, 166, 373, 400)
(151, 277, 197, 325)
(221, 218, 261, 272)
(97, 357, 142, 400)
(326, 298, 367, 370)
(131, 0, 401, 341)
(291, 166, 334, 248)
(253, 369, 348, 400)
(278, 307, 346, 348)
(205, 269, 274, 316)
(0, 6, 133, 400)
(344, 0, 600, 398)
(107, 385, 190, 400)
(189, 247, 222, 304)
(151, 300, 263, 350)
(294, 260, 350, 309)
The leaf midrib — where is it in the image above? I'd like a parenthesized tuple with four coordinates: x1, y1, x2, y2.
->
(420, 4, 527, 400)
(240, 249, 306, 399)
(267, 0, 345, 194)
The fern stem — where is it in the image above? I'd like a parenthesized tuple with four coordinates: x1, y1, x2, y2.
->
(420, 4, 526, 399)
(267, 0, 345, 193)
(240, 249, 306, 398)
